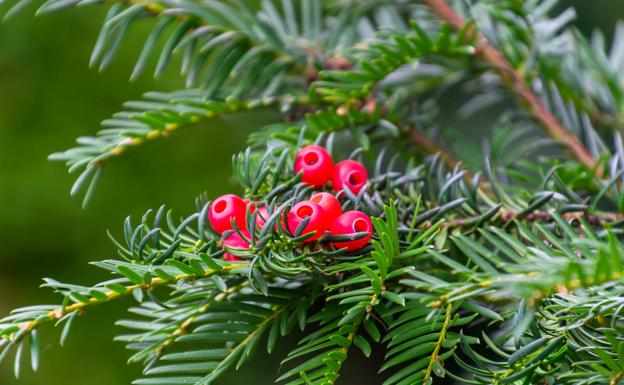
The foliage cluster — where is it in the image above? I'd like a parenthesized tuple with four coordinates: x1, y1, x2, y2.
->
(3, 0, 624, 384)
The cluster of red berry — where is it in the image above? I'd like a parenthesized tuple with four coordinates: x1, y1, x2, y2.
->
(208, 145, 373, 261)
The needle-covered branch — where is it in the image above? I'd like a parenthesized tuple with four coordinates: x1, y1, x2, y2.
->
(4, 1, 624, 385)
(423, 0, 599, 172)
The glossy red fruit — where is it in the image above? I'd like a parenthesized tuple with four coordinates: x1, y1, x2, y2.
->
(287, 201, 330, 242)
(310, 192, 342, 223)
(222, 231, 250, 261)
(330, 210, 373, 251)
(332, 160, 368, 194)
(208, 194, 247, 234)
(294, 145, 334, 187)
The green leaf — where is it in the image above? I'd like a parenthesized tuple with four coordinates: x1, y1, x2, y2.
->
(354, 335, 371, 357)
(382, 291, 405, 307)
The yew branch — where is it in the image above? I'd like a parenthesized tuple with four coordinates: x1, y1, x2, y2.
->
(423, 0, 599, 173)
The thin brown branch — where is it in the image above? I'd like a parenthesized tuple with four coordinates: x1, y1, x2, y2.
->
(405, 127, 495, 193)
(407, 128, 462, 171)
(440, 209, 624, 229)
(422, 0, 600, 174)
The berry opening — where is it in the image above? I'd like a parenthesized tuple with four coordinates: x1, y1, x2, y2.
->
(348, 171, 363, 186)
(297, 205, 314, 218)
(303, 151, 319, 166)
(353, 218, 369, 232)
(214, 200, 227, 213)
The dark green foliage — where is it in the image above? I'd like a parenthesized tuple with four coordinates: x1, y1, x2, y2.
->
(3, 1, 624, 385)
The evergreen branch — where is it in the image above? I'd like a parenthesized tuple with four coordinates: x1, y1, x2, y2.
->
(10, 0, 389, 85)
(439, 208, 624, 229)
(49, 93, 279, 207)
(312, 20, 476, 105)
(124, 285, 314, 385)
(6, 1, 624, 384)
(420, 221, 624, 309)
(128, 283, 246, 366)
(453, 280, 624, 384)
(40, 264, 237, 325)
(36, 0, 298, 80)
(423, 0, 599, 172)
(195, 299, 287, 384)
(277, 304, 364, 385)
(0, 263, 248, 355)
(379, 301, 475, 385)
(279, 204, 403, 384)
(422, 303, 452, 385)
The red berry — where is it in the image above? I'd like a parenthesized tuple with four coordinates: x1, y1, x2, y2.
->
(332, 160, 368, 194)
(222, 231, 250, 261)
(208, 194, 247, 234)
(287, 201, 330, 242)
(294, 145, 334, 187)
(330, 210, 373, 251)
(310, 192, 342, 223)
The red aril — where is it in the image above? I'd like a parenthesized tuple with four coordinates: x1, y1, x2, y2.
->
(294, 145, 334, 187)
(287, 201, 330, 242)
(332, 160, 368, 195)
(330, 210, 373, 251)
(208, 194, 247, 234)
(310, 192, 342, 223)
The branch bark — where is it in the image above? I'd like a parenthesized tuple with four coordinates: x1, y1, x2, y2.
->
(407, 128, 462, 171)
(439, 209, 624, 229)
(423, 0, 600, 173)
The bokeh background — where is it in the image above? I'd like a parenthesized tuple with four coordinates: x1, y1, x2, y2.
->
(0, 1, 623, 384)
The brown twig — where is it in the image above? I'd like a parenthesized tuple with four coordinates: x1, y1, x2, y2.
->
(439, 209, 624, 229)
(406, 127, 496, 194)
(407, 128, 462, 171)
(422, 0, 600, 174)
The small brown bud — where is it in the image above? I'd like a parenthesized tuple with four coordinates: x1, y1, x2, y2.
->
(362, 99, 377, 115)
(325, 56, 352, 70)
(306, 66, 319, 82)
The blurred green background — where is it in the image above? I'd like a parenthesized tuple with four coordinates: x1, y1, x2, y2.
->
(0, 1, 623, 384)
